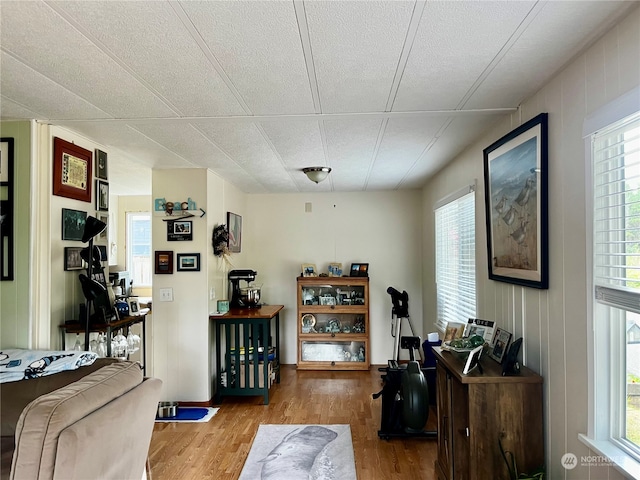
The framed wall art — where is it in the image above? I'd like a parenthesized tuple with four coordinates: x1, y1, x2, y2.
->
(167, 220, 192, 241)
(349, 263, 369, 277)
(95, 149, 108, 180)
(483, 113, 548, 289)
(155, 250, 173, 274)
(64, 246, 86, 271)
(53, 137, 92, 202)
(0, 137, 14, 280)
(96, 180, 109, 211)
(227, 211, 242, 253)
(97, 212, 108, 240)
(61, 208, 87, 241)
(177, 253, 200, 271)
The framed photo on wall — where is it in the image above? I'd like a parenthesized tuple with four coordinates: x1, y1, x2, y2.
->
(155, 251, 173, 274)
(227, 212, 242, 253)
(61, 208, 87, 241)
(96, 180, 109, 211)
(1, 137, 14, 281)
(95, 149, 108, 180)
(167, 220, 192, 241)
(53, 137, 92, 202)
(64, 246, 86, 271)
(177, 253, 200, 271)
(483, 113, 548, 289)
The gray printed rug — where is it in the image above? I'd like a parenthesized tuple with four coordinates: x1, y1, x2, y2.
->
(239, 424, 356, 480)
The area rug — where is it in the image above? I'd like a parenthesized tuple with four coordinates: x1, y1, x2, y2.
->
(239, 424, 356, 480)
(155, 407, 219, 423)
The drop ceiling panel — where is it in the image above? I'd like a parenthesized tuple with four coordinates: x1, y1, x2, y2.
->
(52, 1, 246, 117)
(1, 52, 112, 120)
(393, 1, 536, 112)
(463, 1, 633, 109)
(0, 1, 175, 119)
(259, 120, 325, 169)
(305, 1, 415, 113)
(181, 0, 315, 115)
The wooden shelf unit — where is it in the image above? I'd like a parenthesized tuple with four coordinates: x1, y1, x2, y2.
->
(296, 276, 369, 370)
(433, 346, 544, 480)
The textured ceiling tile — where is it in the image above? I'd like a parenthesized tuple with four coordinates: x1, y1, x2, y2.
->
(393, 1, 535, 112)
(259, 119, 325, 169)
(53, 1, 246, 117)
(0, 1, 176, 119)
(0, 52, 112, 120)
(180, 0, 315, 115)
(305, 1, 415, 113)
(463, 1, 633, 109)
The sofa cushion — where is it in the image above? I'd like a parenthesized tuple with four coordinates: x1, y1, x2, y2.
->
(10, 361, 143, 480)
(1, 358, 119, 438)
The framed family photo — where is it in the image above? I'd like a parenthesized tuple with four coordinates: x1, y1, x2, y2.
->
(483, 113, 548, 289)
(167, 220, 192, 241)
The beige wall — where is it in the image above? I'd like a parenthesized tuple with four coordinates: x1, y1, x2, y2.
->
(421, 5, 640, 479)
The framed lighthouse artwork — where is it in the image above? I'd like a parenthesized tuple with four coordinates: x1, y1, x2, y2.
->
(483, 113, 548, 289)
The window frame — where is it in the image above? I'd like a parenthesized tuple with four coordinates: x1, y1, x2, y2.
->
(581, 86, 640, 479)
(125, 211, 152, 288)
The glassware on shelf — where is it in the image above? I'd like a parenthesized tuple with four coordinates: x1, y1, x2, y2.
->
(111, 330, 128, 358)
(127, 327, 140, 353)
(89, 334, 98, 354)
(73, 334, 83, 351)
(97, 333, 107, 357)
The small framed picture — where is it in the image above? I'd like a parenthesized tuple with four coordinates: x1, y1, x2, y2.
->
(168, 220, 193, 241)
(155, 250, 173, 274)
(328, 262, 343, 277)
(61, 208, 87, 241)
(319, 296, 336, 306)
(96, 179, 109, 211)
(177, 253, 200, 271)
(463, 344, 484, 375)
(97, 212, 108, 240)
(302, 263, 316, 277)
(95, 149, 108, 180)
(349, 263, 369, 277)
(127, 297, 140, 315)
(64, 246, 86, 271)
(489, 328, 513, 364)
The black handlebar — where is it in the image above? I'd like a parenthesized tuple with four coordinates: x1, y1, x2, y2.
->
(387, 286, 409, 318)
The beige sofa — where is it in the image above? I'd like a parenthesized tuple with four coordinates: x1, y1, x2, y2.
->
(1, 360, 161, 480)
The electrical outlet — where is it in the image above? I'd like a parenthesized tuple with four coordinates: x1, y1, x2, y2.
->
(159, 288, 173, 302)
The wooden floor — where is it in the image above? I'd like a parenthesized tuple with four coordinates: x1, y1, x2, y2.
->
(148, 365, 438, 480)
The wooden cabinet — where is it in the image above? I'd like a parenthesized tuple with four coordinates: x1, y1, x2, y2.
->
(296, 276, 369, 370)
(434, 347, 544, 480)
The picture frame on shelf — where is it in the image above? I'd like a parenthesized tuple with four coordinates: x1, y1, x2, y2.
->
(53, 137, 92, 202)
(127, 297, 140, 315)
(96, 179, 109, 211)
(462, 344, 484, 375)
(95, 149, 108, 180)
(61, 208, 87, 241)
(177, 253, 200, 271)
(349, 263, 369, 277)
(227, 211, 242, 253)
(489, 327, 512, 364)
(464, 318, 495, 343)
(483, 113, 548, 289)
(328, 262, 343, 277)
(155, 250, 173, 274)
(167, 220, 193, 241)
(64, 246, 86, 271)
(302, 263, 316, 277)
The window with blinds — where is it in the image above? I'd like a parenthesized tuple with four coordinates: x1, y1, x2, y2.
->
(435, 188, 476, 332)
(593, 112, 640, 309)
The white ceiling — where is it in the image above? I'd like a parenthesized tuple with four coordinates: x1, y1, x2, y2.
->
(0, 0, 635, 195)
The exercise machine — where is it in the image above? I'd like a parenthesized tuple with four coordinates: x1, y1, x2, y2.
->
(373, 287, 437, 440)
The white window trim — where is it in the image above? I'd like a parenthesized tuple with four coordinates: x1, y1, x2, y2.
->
(581, 85, 640, 479)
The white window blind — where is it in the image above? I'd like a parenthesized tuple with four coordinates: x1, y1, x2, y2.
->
(126, 212, 152, 287)
(435, 189, 476, 332)
(594, 112, 640, 309)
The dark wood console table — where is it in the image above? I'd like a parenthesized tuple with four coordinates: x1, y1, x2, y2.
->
(433, 346, 544, 480)
(211, 305, 283, 405)
(59, 309, 149, 375)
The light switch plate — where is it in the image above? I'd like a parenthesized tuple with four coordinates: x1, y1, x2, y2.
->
(159, 288, 173, 302)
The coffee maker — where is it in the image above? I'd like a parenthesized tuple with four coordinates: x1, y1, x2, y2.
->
(229, 269, 260, 308)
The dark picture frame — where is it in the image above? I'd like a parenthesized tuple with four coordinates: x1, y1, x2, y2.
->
(0, 137, 14, 281)
(53, 137, 92, 202)
(483, 113, 549, 289)
(489, 327, 512, 364)
(95, 149, 108, 180)
(64, 246, 86, 271)
(61, 208, 87, 241)
(167, 220, 193, 241)
(96, 180, 109, 211)
(155, 250, 173, 274)
(227, 211, 242, 253)
(177, 253, 201, 272)
(349, 263, 369, 277)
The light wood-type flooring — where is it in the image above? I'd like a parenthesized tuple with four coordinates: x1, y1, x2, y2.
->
(148, 365, 438, 479)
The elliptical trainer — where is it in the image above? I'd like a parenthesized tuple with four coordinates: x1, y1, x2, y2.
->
(373, 287, 437, 440)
